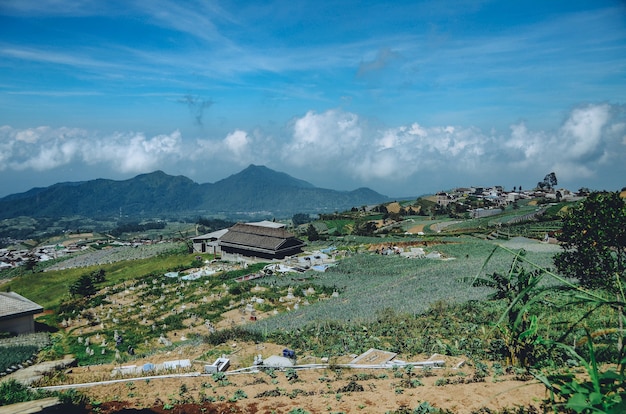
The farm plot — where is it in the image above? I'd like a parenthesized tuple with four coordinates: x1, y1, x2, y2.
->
(0, 333, 50, 374)
(252, 237, 558, 332)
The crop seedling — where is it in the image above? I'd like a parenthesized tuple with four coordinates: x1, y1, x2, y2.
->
(285, 368, 299, 383)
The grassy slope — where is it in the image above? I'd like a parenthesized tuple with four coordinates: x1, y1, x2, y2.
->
(5, 247, 199, 310)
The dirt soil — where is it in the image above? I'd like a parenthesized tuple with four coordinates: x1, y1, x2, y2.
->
(41, 343, 546, 414)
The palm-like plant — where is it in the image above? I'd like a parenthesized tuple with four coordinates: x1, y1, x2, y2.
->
(469, 248, 547, 367)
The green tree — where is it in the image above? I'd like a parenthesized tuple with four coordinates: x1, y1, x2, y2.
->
(306, 224, 320, 241)
(554, 191, 626, 292)
(292, 213, 312, 227)
(69, 274, 97, 297)
(90, 269, 106, 283)
(554, 191, 626, 354)
(352, 220, 378, 236)
(23, 256, 38, 272)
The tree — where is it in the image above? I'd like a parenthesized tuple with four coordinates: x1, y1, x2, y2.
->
(292, 213, 312, 227)
(546, 172, 557, 189)
(69, 274, 97, 297)
(539, 172, 558, 190)
(24, 256, 38, 272)
(353, 220, 378, 236)
(90, 269, 106, 283)
(554, 191, 626, 292)
(554, 191, 626, 353)
(306, 224, 320, 241)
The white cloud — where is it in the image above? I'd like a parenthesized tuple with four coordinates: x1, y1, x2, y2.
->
(14, 126, 48, 143)
(1, 103, 624, 195)
(223, 130, 250, 157)
(558, 103, 610, 159)
(194, 129, 261, 166)
(281, 104, 624, 186)
(83, 131, 182, 173)
(283, 109, 363, 167)
(0, 126, 182, 173)
(19, 138, 79, 171)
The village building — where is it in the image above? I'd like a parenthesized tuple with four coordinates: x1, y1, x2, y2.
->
(191, 228, 229, 255)
(0, 292, 44, 335)
(436, 192, 455, 206)
(218, 222, 305, 260)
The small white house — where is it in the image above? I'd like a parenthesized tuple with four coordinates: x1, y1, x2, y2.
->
(0, 292, 44, 335)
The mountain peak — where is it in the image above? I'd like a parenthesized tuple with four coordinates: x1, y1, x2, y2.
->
(218, 165, 315, 189)
(0, 166, 389, 219)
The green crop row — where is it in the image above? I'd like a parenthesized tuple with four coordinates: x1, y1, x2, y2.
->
(0, 345, 39, 373)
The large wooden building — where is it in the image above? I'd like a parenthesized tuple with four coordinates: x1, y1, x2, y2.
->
(218, 222, 305, 260)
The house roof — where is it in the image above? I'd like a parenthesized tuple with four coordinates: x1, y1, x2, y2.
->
(191, 221, 284, 242)
(246, 220, 285, 229)
(191, 228, 229, 242)
(0, 292, 43, 321)
(218, 223, 304, 255)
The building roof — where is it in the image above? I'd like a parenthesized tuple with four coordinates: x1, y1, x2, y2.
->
(246, 220, 285, 229)
(218, 223, 304, 255)
(191, 221, 284, 242)
(191, 228, 229, 242)
(0, 292, 43, 321)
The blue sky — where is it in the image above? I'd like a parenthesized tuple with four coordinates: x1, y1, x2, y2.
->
(1, 0, 625, 198)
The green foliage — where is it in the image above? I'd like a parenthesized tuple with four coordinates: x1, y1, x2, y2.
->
(306, 224, 320, 241)
(232, 389, 248, 400)
(0, 379, 48, 406)
(69, 269, 106, 297)
(251, 239, 551, 333)
(554, 191, 626, 292)
(211, 371, 230, 386)
(110, 221, 166, 237)
(217, 262, 267, 281)
(352, 219, 378, 236)
(0, 345, 39, 372)
(470, 248, 547, 366)
(285, 368, 299, 383)
(203, 326, 265, 346)
(287, 408, 311, 414)
(292, 213, 313, 227)
(537, 172, 558, 190)
(535, 331, 626, 413)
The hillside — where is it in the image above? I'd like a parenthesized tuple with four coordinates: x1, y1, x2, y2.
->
(0, 165, 390, 219)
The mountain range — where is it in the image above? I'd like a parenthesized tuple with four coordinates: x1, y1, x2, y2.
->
(0, 165, 390, 219)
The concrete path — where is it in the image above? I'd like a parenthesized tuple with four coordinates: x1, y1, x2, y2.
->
(0, 397, 60, 414)
(2, 357, 76, 386)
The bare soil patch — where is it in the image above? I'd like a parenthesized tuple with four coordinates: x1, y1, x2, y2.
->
(38, 343, 546, 414)
(408, 224, 425, 234)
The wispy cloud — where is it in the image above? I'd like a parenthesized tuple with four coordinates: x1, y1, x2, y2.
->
(357, 48, 402, 77)
(178, 95, 214, 125)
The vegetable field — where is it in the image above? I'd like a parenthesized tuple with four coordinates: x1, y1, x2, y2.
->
(253, 236, 559, 331)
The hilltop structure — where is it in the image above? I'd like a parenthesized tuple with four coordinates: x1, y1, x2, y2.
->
(0, 292, 44, 335)
(218, 222, 305, 260)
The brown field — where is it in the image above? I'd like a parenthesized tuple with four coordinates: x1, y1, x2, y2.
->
(45, 342, 546, 414)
